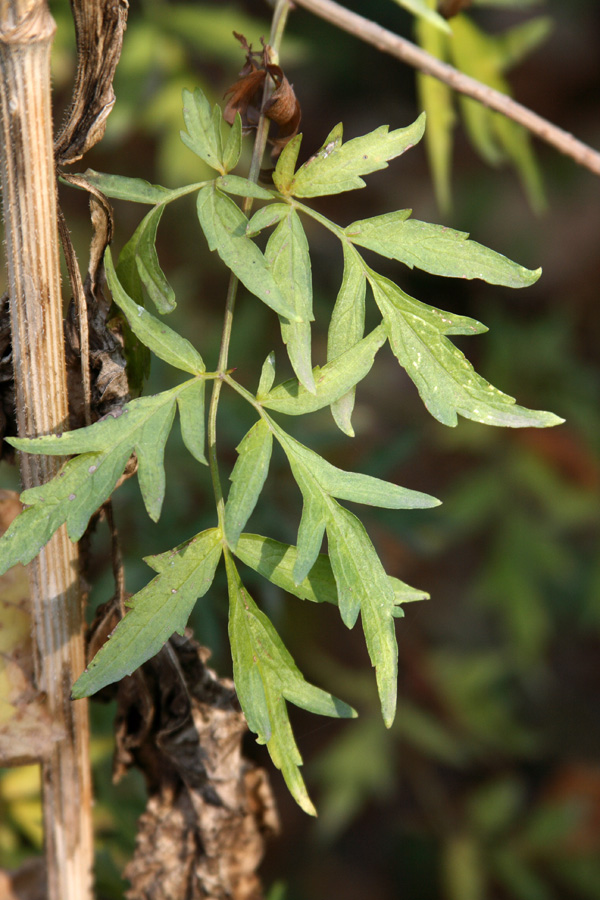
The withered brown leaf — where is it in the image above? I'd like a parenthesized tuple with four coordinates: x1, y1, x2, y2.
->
(224, 33, 301, 159)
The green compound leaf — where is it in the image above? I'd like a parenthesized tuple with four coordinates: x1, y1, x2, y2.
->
(369, 270, 564, 428)
(224, 419, 273, 549)
(286, 115, 426, 197)
(390, 0, 451, 33)
(181, 87, 226, 173)
(327, 245, 367, 436)
(73, 528, 222, 698)
(346, 212, 541, 287)
(217, 174, 273, 200)
(105, 248, 205, 374)
(265, 208, 315, 393)
(235, 534, 429, 611)
(79, 170, 173, 204)
(260, 324, 386, 415)
(196, 184, 298, 321)
(226, 554, 356, 815)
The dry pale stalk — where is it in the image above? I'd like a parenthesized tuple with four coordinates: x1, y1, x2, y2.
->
(0, 1, 93, 898)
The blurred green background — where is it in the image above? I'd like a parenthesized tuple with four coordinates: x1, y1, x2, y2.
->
(1, 1, 599, 898)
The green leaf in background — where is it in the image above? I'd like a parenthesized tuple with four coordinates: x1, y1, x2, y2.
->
(369, 271, 564, 428)
(327, 245, 366, 436)
(390, 0, 451, 33)
(196, 184, 299, 320)
(235, 534, 428, 611)
(79, 169, 173, 204)
(265, 208, 315, 392)
(224, 419, 273, 548)
(347, 213, 541, 287)
(449, 14, 549, 212)
(105, 248, 205, 374)
(260, 324, 386, 415)
(180, 87, 225, 172)
(226, 553, 356, 814)
(286, 115, 426, 197)
(73, 528, 223, 698)
(415, 2, 456, 213)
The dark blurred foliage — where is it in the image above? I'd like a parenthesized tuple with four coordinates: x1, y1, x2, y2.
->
(1, 1, 599, 898)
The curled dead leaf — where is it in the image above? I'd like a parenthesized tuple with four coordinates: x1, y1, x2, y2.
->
(224, 33, 301, 159)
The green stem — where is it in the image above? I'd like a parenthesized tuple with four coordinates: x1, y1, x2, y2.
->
(207, 0, 294, 530)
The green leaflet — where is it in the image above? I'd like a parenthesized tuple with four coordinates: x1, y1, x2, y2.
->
(260, 324, 386, 415)
(267, 424, 436, 725)
(390, 0, 450, 33)
(326, 504, 399, 727)
(181, 87, 226, 172)
(246, 203, 290, 237)
(217, 174, 273, 200)
(285, 115, 426, 197)
(177, 379, 207, 464)
(73, 528, 223, 698)
(224, 419, 273, 548)
(272, 133, 302, 194)
(346, 212, 541, 288)
(272, 423, 439, 513)
(196, 184, 299, 321)
(235, 533, 429, 611)
(265, 208, 315, 392)
(105, 248, 205, 374)
(327, 244, 367, 435)
(221, 112, 242, 173)
(257, 352, 276, 396)
(369, 271, 564, 428)
(79, 169, 173, 204)
(117, 205, 176, 314)
(5, 385, 205, 552)
(225, 554, 356, 815)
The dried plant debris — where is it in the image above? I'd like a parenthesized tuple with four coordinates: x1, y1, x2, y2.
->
(224, 33, 301, 159)
(62, 180, 130, 428)
(54, 0, 129, 166)
(88, 620, 279, 900)
(0, 294, 15, 462)
(0, 858, 46, 900)
(0, 491, 63, 766)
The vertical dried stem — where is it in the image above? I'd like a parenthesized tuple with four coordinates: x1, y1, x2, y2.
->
(0, 1, 93, 898)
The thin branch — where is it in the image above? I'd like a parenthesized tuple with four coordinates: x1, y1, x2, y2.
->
(292, 0, 600, 178)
